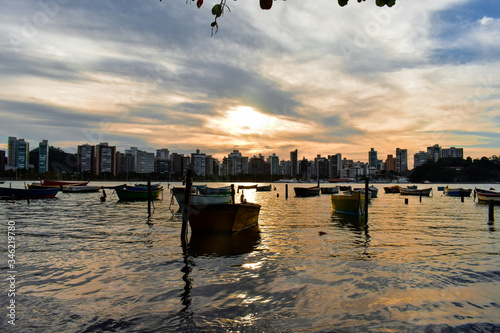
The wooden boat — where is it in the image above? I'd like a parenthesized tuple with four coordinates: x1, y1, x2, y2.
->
(172, 186, 232, 206)
(353, 186, 378, 198)
(339, 185, 352, 191)
(28, 183, 60, 189)
(0, 186, 59, 200)
(384, 185, 401, 193)
(256, 185, 272, 191)
(475, 188, 500, 204)
(331, 191, 365, 215)
(115, 185, 163, 201)
(400, 187, 432, 196)
(41, 180, 89, 186)
(198, 186, 231, 195)
(328, 178, 354, 183)
(134, 183, 162, 189)
(437, 186, 445, 191)
(62, 185, 101, 193)
(444, 187, 472, 197)
(188, 202, 261, 233)
(237, 184, 258, 191)
(321, 186, 340, 194)
(294, 186, 320, 197)
(406, 185, 418, 190)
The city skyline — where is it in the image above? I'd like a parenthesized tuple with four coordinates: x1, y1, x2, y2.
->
(0, 1, 499, 164)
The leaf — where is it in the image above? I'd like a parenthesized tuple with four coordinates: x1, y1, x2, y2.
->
(197, 0, 203, 9)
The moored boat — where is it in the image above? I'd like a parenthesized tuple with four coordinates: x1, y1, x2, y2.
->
(400, 187, 432, 196)
(256, 185, 272, 191)
(353, 186, 378, 198)
(172, 187, 232, 206)
(41, 180, 89, 186)
(198, 186, 232, 195)
(294, 186, 320, 197)
(115, 185, 163, 201)
(321, 186, 340, 194)
(474, 188, 500, 204)
(62, 185, 101, 193)
(384, 185, 401, 193)
(331, 191, 366, 215)
(188, 202, 261, 233)
(237, 184, 258, 191)
(0, 186, 59, 200)
(444, 187, 472, 197)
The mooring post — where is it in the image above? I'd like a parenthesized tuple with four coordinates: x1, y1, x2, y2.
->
(231, 184, 235, 204)
(147, 178, 152, 217)
(181, 169, 193, 246)
(489, 200, 495, 222)
(405, 198, 409, 204)
(461, 193, 464, 203)
(364, 177, 369, 223)
(285, 184, 288, 199)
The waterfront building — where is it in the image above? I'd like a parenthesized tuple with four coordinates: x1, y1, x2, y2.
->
(191, 149, 206, 176)
(427, 144, 442, 162)
(442, 147, 464, 159)
(328, 153, 342, 178)
(224, 150, 248, 175)
(38, 139, 49, 173)
(7, 136, 17, 168)
(315, 155, 329, 179)
(299, 157, 309, 180)
(396, 148, 408, 173)
(414, 151, 428, 168)
(95, 143, 116, 175)
(369, 148, 378, 169)
(156, 148, 170, 173)
(290, 149, 298, 178)
(16, 138, 29, 169)
(0, 150, 5, 171)
(156, 148, 169, 161)
(77, 144, 95, 173)
(249, 155, 266, 175)
(268, 153, 280, 175)
(385, 154, 396, 172)
(280, 160, 290, 177)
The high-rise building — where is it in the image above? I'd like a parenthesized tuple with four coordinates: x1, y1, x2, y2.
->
(427, 144, 442, 162)
(290, 149, 298, 178)
(95, 142, 116, 175)
(16, 139, 29, 169)
(7, 136, 17, 168)
(385, 154, 395, 172)
(442, 147, 464, 159)
(156, 148, 169, 161)
(414, 151, 428, 168)
(38, 140, 49, 173)
(315, 155, 329, 179)
(156, 149, 170, 173)
(170, 153, 184, 174)
(191, 149, 206, 176)
(137, 150, 155, 174)
(0, 150, 6, 171)
(328, 153, 342, 178)
(268, 153, 280, 175)
(77, 144, 95, 173)
(369, 148, 378, 170)
(396, 148, 408, 173)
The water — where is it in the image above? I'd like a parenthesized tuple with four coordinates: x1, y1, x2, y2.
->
(1, 181, 499, 332)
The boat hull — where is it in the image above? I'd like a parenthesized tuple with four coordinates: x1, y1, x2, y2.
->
(321, 187, 339, 194)
(475, 188, 500, 204)
(62, 185, 101, 193)
(256, 185, 272, 191)
(188, 203, 261, 233)
(384, 186, 401, 193)
(400, 188, 432, 196)
(115, 187, 163, 201)
(444, 187, 472, 197)
(331, 191, 365, 215)
(294, 186, 320, 197)
(0, 186, 59, 199)
(41, 180, 89, 186)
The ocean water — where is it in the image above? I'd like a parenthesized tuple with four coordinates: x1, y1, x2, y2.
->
(1, 181, 499, 332)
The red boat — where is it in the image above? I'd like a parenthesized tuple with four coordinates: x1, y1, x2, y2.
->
(41, 180, 89, 186)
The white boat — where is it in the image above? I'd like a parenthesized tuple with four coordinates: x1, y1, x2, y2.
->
(62, 185, 101, 193)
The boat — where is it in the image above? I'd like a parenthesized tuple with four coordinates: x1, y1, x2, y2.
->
(237, 184, 258, 191)
(62, 185, 102, 193)
(321, 186, 340, 194)
(41, 180, 89, 186)
(437, 186, 445, 191)
(328, 178, 354, 183)
(331, 191, 366, 215)
(406, 185, 418, 190)
(0, 186, 59, 200)
(188, 202, 261, 233)
(115, 185, 163, 201)
(0, 181, 4, 184)
(256, 185, 272, 191)
(134, 183, 162, 189)
(353, 186, 378, 198)
(383, 185, 401, 193)
(339, 185, 352, 191)
(172, 187, 232, 206)
(474, 188, 500, 204)
(28, 183, 60, 189)
(400, 187, 432, 196)
(294, 186, 320, 197)
(444, 187, 472, 197)
(198, 186, 231, 195)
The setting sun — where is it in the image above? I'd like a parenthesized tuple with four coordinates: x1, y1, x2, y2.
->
(208, 106, 280, 135)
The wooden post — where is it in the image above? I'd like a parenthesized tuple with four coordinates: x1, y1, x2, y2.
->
(489, 200, 495, 222)
(181, 169, 193, 246)
(461, 193, 464, 203)
(147, 178, 152, 217)
(405, 198, 409, 204)
(231, 184, 235, 204)
(285, 184, 288, 199)
(364, 177, 369, 223)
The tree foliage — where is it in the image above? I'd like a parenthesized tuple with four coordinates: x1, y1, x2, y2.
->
(159, 0, 398, 35)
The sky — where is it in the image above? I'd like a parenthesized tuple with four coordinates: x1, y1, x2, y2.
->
(0, 0, 499, 167)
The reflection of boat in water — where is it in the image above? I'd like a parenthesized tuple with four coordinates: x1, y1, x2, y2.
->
(333, 211, 366, 231)
(188, 225, 260, 257)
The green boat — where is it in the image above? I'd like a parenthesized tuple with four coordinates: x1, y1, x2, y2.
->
(115, 185, 163, 201)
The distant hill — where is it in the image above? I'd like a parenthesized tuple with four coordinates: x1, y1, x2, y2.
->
(409, 157, 500, 183)
(29, 146, 77, 173)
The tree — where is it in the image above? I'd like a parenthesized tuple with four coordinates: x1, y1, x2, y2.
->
(160, 0, 398, 35)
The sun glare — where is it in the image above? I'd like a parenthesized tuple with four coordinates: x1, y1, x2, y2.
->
(211, 106, 279, 135)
